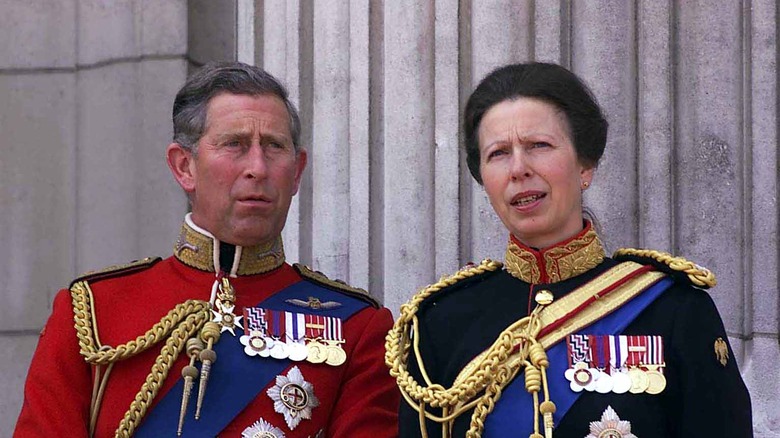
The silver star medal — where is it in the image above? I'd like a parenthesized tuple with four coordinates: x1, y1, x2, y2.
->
(586, 406, 637, 438)
(241, 418, 286, 438)
(267, 366, 320, 430)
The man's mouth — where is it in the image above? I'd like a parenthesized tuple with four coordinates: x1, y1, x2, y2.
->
(238, 195, 272, 204)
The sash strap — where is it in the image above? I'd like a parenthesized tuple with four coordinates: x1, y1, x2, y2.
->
(136, 280, 370, 437)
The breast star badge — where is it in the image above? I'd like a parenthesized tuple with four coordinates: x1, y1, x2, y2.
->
(586, 406, 636, 438)
(241, 418, 286, 438)
(267, 366, 320, 430)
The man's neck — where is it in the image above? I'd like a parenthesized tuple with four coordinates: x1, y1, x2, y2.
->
(174, 214, 285, 276)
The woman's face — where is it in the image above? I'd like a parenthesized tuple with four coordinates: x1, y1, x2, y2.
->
(478, 97, 593, 248)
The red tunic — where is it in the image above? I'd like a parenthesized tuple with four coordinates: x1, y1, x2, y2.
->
(15, 258, 399, 437)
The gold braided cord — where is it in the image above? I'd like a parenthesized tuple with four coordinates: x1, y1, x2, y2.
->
(69, 280, 212, 437)
(613, 248, 716, 288)
(71, 280, 210, 365)
(386, 259, 553, 437)
(114, 309, 211, 437)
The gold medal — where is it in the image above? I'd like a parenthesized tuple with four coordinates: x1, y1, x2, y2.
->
(324, 341, 347, 366)
(627, 367, 649, 394)
(306, 340, 327, 364)
(645, 365, 667, 394)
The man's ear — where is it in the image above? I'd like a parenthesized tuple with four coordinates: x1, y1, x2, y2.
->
(166, 143, 196, 193)
(291, 148, 308, 195)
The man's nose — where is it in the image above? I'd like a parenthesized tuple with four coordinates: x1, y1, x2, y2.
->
(244, 144, 269, 179)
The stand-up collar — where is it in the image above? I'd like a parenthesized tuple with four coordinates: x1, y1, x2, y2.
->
(173, 214, 285, 276)
(504, 221, 605, 284)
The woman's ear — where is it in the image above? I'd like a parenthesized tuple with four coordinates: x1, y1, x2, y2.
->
(580, 166, 595, 190)
(166, 143, 197, 193)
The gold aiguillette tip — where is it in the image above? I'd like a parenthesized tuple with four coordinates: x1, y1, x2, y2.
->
(195, 322, 220, 420)
(178, 338, 204, 435)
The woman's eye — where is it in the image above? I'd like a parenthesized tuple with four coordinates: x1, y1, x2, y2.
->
(531, 142, 551, 149)
(487, 149, 507, 159)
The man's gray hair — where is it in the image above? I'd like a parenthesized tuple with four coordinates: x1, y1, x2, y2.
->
(172, 61, 301, 153)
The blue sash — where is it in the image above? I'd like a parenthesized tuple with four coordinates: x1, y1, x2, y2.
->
(136, 280, 371, 437)
(483, 276, 674, 437)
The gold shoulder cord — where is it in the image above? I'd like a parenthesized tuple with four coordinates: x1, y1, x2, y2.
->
(612, 248, 716, 288)
(71, 281, 212, 438)
(385, 260, 557, 438)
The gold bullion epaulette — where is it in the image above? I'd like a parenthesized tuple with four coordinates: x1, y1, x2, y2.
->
(70, 256, 162, 288)
(613, 248, 716, 289)
(293, 263, 380, 308)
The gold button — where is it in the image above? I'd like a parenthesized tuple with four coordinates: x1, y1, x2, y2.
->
(535, 290, 554, 306)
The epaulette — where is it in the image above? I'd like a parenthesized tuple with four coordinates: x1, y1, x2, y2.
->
(70, 256, 162, 288)
(613, 248, 716, 289)
(293, 263, 380, 308)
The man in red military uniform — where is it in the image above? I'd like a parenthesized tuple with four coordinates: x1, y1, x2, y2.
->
(15, 62, 399, 437)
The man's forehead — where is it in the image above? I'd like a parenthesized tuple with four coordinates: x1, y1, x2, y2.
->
(203, 92, 291, 132)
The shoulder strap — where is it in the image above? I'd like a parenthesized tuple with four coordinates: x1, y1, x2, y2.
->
(70, 256, 162, 287)
(613, 248, 716, 288)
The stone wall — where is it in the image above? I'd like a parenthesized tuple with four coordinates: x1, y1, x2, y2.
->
(0, 0, 188, 434)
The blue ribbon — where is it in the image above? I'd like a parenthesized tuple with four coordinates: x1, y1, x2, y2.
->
(483, 276, 674, 437)
(135, 280, 370, 437)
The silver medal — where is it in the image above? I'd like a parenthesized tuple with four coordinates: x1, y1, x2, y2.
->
(611, 370, 632, 394)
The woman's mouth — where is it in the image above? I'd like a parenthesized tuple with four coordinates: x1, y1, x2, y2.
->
(511, 193, 546, 207)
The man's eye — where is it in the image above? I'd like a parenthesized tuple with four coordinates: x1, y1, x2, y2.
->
(224, 140, 242, 148)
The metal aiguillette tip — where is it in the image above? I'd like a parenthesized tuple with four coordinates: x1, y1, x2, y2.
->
(178, 338, 203, 434)
(195, 322, 220, 420)
(178, 366, 197, 434)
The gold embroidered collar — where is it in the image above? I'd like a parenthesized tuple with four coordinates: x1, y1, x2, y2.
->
(504, 222, 605, 284)
(174, 214, 285, 276)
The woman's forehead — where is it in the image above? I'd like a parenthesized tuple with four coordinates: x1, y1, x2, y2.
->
(478, 98, 571, 142)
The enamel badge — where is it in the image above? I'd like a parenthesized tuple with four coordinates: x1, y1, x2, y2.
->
(586, 406, 636, 438)
(267, 366, 320, 430)
(241, 418, 286, 438)
(212, 277, 242, 335)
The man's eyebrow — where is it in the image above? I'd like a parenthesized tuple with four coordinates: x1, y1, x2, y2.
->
(209, 130, 292, 144)
(211, 131, 251, 142)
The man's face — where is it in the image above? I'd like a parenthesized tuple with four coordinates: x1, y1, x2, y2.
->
(171, 92, 306, 247)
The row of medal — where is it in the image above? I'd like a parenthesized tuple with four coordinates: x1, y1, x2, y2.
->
(564, 334, 666, 395)
(239, 307, 347, 366)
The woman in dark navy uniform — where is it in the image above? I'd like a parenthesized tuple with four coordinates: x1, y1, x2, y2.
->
(386, 63, 752, 438)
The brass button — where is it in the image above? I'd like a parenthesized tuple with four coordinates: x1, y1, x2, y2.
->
(535, 289, 554, 306)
